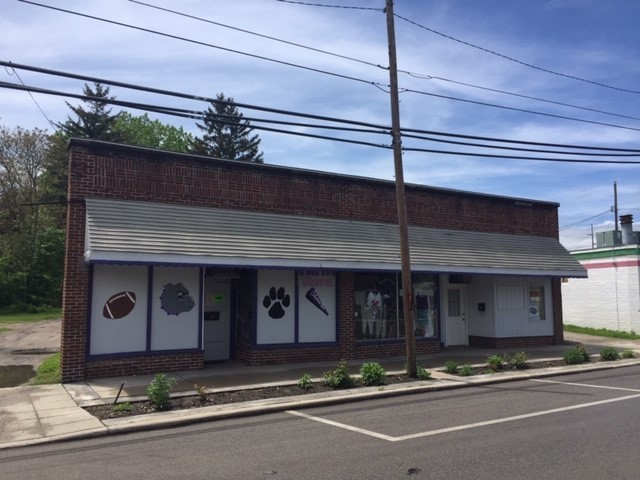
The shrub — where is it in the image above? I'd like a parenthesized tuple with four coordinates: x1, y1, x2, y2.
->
(509, 351, 528, 369)
(323, 360, 354, 389)
(416, 365, 431, 380)
(194, 384, 208, 401)
(113, 402, 132, 413)
(599, 347, 620, 361)
(622, 349, 635, 359)
(147, 373, 176, 409)
(563, 347, 590, 365)
(444, 360, 459, 375)
(486, 354, 505, 371)
(460, 364, 473, 376)
(297, 373, 314, 390)
(360, 362, 386, 386)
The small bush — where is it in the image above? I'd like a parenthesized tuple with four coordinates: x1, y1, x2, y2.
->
(599, 347, 620, 361)
(563, 346, 590, 365)
(486, 354, 505, 371)
(444, 360, 459, 375)
(113, 402, 132, 413)
(360, 362, 386, 386)
(298, 373, 314, 390)
(460, 364, 473, 376)
(147, 373, 176, 409)
(416, 365, 431, 380)
(323, 360, 354, 389)
(509, 351, 528, 369)
(194, 384, 208, 401)
(622, 349, 635, 359)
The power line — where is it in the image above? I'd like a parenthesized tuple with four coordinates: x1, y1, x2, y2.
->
(129, 0, 384, 71)
(18, 0, 384, 89)
(394, 12, 640, 95)
(6, 79, 640, 165)
(560, 210, 612, 230)
(3, 65, 55, 128)
(133, 0, 639, 125)
(5, 60, 640, 156)
(273, 0, 382, 11)
(20, 1, 640, 135)
(418, 75, 640, 123)
(404, 88, 640, 133)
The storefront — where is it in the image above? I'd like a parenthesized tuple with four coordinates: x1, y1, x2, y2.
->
(61, 139, 586, 381)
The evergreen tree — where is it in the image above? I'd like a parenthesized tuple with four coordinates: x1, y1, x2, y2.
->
(56, 82, 121, 141)
(192, 93, 264, 163)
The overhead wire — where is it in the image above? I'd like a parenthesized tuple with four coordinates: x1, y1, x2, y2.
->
(4, 60, 640, 158)
(394, 12, 640, 95)
(3, 65, 55, 128)
(4, 78, 640, 164)
(273, 0, 382, 11)
(17, 0, 384, 89)
(560, 210, 612, 230)
(20, 0, 640, 135)
(129, 0, 384, 71)
(132, 0, 639, 125)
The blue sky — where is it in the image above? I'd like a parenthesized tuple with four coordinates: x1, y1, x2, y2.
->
(2, 0, 640, 251)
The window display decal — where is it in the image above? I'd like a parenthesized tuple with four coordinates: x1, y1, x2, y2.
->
(160, 282, 195, 316)
(262, 286, 291, 319)
(102, 291, 136, 319)
(305, 287, 329, 316)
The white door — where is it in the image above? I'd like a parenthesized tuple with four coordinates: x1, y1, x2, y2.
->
(446, 285, 468, 346)
(203, 278, 231, 361)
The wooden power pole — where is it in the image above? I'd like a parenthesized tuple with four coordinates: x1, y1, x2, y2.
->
(385, 0, 417, 377)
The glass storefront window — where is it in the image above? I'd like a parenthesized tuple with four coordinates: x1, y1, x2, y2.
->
(354, 272, 438, 340)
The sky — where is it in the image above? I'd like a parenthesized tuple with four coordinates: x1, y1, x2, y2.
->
(2, 0, 640, 251)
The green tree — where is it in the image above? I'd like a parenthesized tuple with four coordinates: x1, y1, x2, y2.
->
(0, 126, 62, 309)
(192, 93, 264, 163)
(56, 82, 122, 141)
(112, 112, 194, 152)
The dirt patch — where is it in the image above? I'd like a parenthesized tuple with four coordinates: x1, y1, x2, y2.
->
(0, 319, 60, 387)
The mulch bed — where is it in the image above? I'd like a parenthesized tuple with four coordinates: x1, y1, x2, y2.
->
(83, 359, 598, 421)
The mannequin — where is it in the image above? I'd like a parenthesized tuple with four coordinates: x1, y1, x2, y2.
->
(364, 288, 383, 338)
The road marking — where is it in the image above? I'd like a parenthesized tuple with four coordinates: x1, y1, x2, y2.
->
(286, 410, 396, 441)
(287, 392, 640, 442)
(532, 378, 640, 393)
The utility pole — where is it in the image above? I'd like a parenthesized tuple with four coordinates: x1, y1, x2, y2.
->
(385, 0, 416, 377)
(614, 181, 619, 232)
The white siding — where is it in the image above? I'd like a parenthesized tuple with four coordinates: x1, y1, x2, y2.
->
(467, 276, 495, 337)
(494, 277, 553, 337)
(562, 259, 640, 332)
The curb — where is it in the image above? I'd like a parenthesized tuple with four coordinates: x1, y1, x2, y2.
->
(100, 359, 640, 436)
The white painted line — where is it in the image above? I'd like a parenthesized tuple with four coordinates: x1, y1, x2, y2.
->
(286, 410, 395, 441)
(288, 393, 640, 443)
(532, 379, 640, 393)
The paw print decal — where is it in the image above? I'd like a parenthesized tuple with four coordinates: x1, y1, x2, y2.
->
(263, 286, 291, 319)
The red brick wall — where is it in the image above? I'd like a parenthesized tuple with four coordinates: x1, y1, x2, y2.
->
(61, 140, 562, 381)
(469, 335, 554, 348)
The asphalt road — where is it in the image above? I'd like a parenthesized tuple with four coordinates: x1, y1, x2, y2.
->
(2, 367, 640, 480)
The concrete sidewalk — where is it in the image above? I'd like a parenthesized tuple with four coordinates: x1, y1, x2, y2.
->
(2, 333, 639, 450)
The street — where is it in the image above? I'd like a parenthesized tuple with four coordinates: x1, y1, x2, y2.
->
(2, 367, 640, 479)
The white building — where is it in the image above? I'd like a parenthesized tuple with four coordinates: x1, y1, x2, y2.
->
(562, 215, 640, 333)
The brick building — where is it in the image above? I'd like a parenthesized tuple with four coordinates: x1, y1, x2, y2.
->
(61, 139, 586, 381)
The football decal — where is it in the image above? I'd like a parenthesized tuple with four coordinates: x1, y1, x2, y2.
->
(103, 291, 136, 319)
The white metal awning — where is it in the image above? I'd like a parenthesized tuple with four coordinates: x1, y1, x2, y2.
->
(84, 198, 587, 277)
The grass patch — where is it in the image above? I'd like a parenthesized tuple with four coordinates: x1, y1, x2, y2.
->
(564, 324, 640, 340)
(31, 352, 61, 385)
(0, 309, 61, 326)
